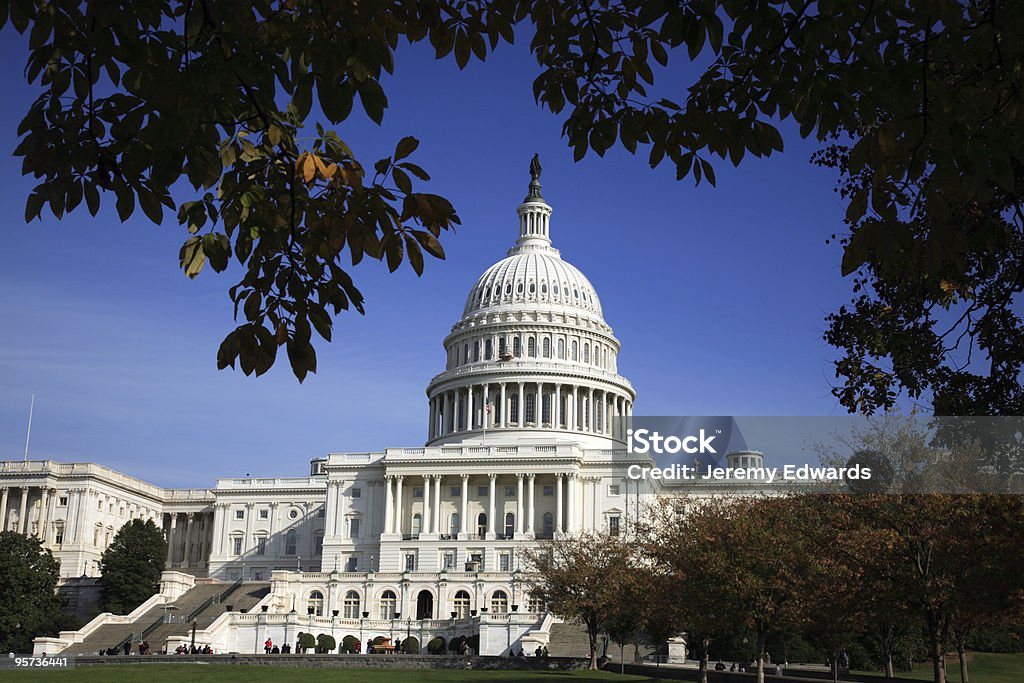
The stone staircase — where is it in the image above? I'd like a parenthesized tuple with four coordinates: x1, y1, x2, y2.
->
(545, 622, 658, 663)
(59, 581, 268, 655)
(144, 582, 270, 650)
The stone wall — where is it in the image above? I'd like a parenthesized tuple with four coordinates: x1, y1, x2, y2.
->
(74, 654, 589, 670)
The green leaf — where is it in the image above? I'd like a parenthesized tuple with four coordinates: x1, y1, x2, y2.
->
(393, 167, 412, 194)
(138, 188, 163, 224)
(395, 136, 419, 161)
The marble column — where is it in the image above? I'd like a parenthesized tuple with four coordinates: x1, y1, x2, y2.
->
(467, 385, 474, 430)
(517, 383, 524, 425)
(422, 474, 431, 537)
(526, 474, 536, 534)
(515, 474, 524, 535)
(166, 513, 177, 565)
(567, 475, 577, 533)
(459, 475, 469, 535)
(384, 476, 394, 534)
(499, 383, 507, 428)
(17, 487, 29, 535)
(433, 475, 442, 534)
(394, 475, 404, 535)
(0, 487, 8, 532)
(555, 475, 563, 533)
(554, 384, 561, 429)
(487, 474, 496, 538)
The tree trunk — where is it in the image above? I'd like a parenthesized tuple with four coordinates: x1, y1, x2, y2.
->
(699, 637, 710, 683)
(926, 612, 946, 683)
(957, 644, 969, 683)
(587, 627, 598, 670)
(885, 651, 895, 679)
(620, 643, 625, 675)
(756, 627, 767, 683)
(832, 649, 840, 683)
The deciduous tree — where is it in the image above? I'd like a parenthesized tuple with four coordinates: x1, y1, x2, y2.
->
(98, 519, 166, 615)
(0, 532, 65, 654)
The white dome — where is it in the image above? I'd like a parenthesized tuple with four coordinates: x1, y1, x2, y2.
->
(462, 247, 603, 318)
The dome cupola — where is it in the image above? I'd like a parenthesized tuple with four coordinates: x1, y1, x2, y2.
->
(424, 157, 635, 449)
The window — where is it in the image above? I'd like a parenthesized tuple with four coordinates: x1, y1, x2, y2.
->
(288, 509, 299, 519)
(285, 529, 297, 555)
(476, 513, 487, 536)
(450, 513, 460, 536)
(557, 338, 565, 359)
(346, 556, 358, 572)
(525, 393, 535, 423)
(528, 593, 547, 613)
(450, 486, 461, 498)
(443, 551, 455, 570)
(256, 537, 267, 555)
(463, 343, 470, 364)
(58, 496, 68, 507)
(571, 340, 578, 360)
(233, 537, 243, 556)
(405, 552, 416, 571)
(380, 590, 398, 619)
(609, 515, 621, 537)
(349, 517, 361, 538)
(350, 487, 362, 498)
(527, 337, 536, 357)
(454, 590, 471, 619)
(504, 513, 515, 538)
(499, 553, 511, 572)
(54, 527, 64, 544)
(412, 513, 422, 536)
(543, 512, 554, 536)
(343, 591, 361, 619)
(490, 590, 509, 614)
(609, 484, 620, 496)
(235, 509, 245, 520)
(542, 338, 551, 357)
(477, 486, 487, 497)
(504, 485, 515, 497)
(308, 591, 324, 616)
(413, 487, 423, 498)
(543, 485, 554, 496)
(259, 509, 269, 520)
(499, 338, 507, 356)
(513, 337, 521, 356)
(484, 339, 492, 359)
(509, 394, 519, 423)
(473, 341, 480, 362)
(542, 394, 551, 424)
(584, 343, 590, 363)
(314, 534, 324, 556)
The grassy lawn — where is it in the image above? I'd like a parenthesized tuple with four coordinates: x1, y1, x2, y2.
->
(856, 652, 1024, 683)
(0, 665, 657, 683)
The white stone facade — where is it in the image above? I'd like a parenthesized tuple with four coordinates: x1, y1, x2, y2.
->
(11, 166, 769, 655)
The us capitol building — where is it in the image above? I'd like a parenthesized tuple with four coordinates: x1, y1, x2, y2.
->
(4, 162, 765, 656)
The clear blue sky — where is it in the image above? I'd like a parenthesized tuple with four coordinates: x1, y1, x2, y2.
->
(0, 31, 859, 487)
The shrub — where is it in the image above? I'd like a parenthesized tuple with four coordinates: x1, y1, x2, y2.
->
(342, 635, 360, 654)
(317, 633, 336, 653)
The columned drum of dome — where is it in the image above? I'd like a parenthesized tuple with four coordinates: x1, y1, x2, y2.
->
(425, 161, 635, 449)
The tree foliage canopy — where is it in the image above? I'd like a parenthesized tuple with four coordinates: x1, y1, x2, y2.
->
(5, 0, 1023, 408)
(98, 518, 166, 615)
(0, 531, 65, 654)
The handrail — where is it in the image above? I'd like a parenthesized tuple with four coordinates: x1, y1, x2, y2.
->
(186, 578, 244, 624)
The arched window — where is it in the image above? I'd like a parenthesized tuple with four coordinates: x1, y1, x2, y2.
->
(473, 341, 480, 362)
(485, 339, 492, 359)
(504, 512, 515, 538)
(541, 394, 551, 424)
(525, 393, 536, 423)
(527, 337, 536, 357)
(412, 513, 422, 537)
(542, 338, 551, 358)
(476, 513, 487, 536)
(450, 511, 462, 540)
(490, 590, 509, 614)
(583, 343, 590, 363)
(379, 590, 397, 620)
(454, 590, 471, 619)
(571, 340, 578, 360)
(464, 343, 470, 364)
(308, 590, 324, 616)
(285, 529, 297, 555)
(509, 394, 519, 424)
(557, 338, 565, 359)
(499, 338, 507, 357)
(543, 512, 554, 536)
(343, 591, 360, 619)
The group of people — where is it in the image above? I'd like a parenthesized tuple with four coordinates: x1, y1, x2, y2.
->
(98, 640, 150, 656)
(713, 660, 784, 676)
(174, 644, 214, 654)
(263, 639, 293, 654)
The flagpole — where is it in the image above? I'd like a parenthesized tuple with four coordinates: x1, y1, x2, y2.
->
(24, 393, 35, 462)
